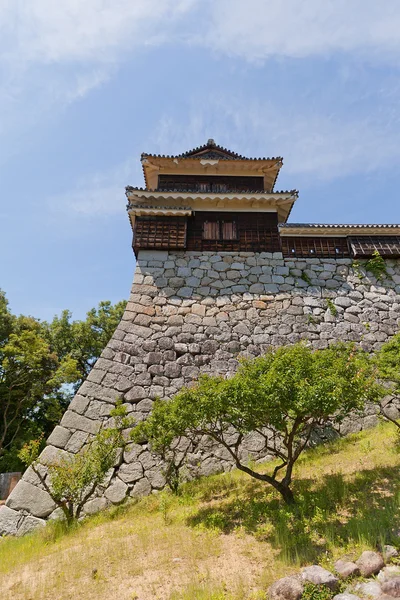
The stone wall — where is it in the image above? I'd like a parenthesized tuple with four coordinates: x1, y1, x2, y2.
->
(1, 250, 400, 536)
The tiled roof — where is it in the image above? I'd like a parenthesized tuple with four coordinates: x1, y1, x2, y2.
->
(141, 139, 282, 162)
(126, 204, 192, 211)
(280, 223, 400, 229)
(126, 186, 298, 195)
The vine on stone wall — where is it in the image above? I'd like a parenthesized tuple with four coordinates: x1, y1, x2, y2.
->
(326, 298, 338, 317)
(365, 250, 389, 281)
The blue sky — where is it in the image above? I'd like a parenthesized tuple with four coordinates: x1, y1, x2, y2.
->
(2, 0, 400, 321)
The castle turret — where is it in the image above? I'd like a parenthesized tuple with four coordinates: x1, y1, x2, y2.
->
(126, 139, 298, 254)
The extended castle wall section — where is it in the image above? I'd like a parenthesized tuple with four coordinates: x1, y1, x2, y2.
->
(1, 250, 400, 536)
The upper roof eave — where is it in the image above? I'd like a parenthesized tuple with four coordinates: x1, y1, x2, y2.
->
(141, 153, 283, 163)
(141, 138, 282, 162)
(125, 186, 297, 196)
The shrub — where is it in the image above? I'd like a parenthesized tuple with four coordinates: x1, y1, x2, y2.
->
(132, 343, 378, 504)
(19, 401, 132, 523)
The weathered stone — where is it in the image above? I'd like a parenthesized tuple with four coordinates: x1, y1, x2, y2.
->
(356, 551, 385, 576)
(382, 577, 400, 596)
(0, 505, 21, 535)
(60, 411, 100, 435)
(65, 431, 89, 453)
(39, 445, 70, 466)
(333, 594, 361, 600)
(301, 566, 339, 590)
(125, 386, 147, 402)
(334, 559, 360, 579)
(17, 515, 46, 536)
(268, 576, 303, 600)
(69, 395, 90, 414)
(383, 546, 400, 562)
(105, 479, 128, 504)
(130, 478, 152, 497)
(378, 567, 400, 583)
(82, 497, 108, 515)
(118, 462, 144, 483)
(354, 581, 382, 598)
(7, 481, 56, 518)
(47, 426, 72, 449)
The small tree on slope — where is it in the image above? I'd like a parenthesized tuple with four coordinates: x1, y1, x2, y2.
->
(19, 402, 132, 523)
(132, 343, 378, 504)
(376, 332, 400, 431)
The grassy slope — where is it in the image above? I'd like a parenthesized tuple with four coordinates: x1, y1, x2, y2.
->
(1, 423, 400, 600)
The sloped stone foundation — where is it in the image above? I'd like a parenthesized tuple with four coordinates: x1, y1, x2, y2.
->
(1, 250, 400, 536)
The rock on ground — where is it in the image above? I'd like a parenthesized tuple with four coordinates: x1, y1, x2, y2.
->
(301, 566, 339, 590)
(356, 551, 385, 577)
(334, 559, 360, 579)
(382, 577, 400, 598)
(268, 576, 304, 600)
(354, 581, 382, 598)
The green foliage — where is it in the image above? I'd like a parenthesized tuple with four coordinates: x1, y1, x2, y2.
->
(325, 299, 338, 317)
(133, 343, 379, 504)
(301, 271, 312, 285)
(302, 583, 337, 600)
(365, 250, 388, 280)
(19, 401, 132, 523)
(0, 290, 125, 471)
(375, 333, 400, 431)
(44, 299, 127, 390)
(376, 332, 400, 391)
(352, 260, 364, 280)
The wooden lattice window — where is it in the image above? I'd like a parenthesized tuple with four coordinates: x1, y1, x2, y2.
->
(281, 237, 350, 258)
(348, 236, 400, 258)
(134, 216, 187, 250)
(203, 220, 237, 240)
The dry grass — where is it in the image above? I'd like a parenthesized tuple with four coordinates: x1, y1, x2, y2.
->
(1, 423, 400, 600)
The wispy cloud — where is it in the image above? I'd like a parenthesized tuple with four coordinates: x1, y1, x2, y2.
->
(205, 0, 400, 63)
(152, 92, 400, 182)
(3, 1, 400, 177)
(0, 0, 198, 156)
(49, 156, 141, 217)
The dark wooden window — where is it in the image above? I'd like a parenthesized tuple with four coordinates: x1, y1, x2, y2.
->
(349, 236, 400, 258)
(187, 212, 281, 252)
(133, 216, 187, 251)
(203, 221, 221, 240)
(202, 220, 237, 240)
(281, 237, 350, 258)
(158, 174, 264, 193)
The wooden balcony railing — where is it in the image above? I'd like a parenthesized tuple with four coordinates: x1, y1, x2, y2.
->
(157, 182, 262, 194)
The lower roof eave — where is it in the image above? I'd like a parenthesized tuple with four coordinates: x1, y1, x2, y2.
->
(279, 224, 400, 236)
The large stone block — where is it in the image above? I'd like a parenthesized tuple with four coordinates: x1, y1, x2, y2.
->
(0, 505, 21, 535)
(61, 411, 100, 434)
(6, 481, 56, 518)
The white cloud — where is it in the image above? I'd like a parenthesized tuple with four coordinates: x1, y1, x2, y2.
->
(2, 1, 400, 175)
(205, 0, 400, 63)
(49, 156, 142, 217)
(0, 0, 198, 157)
(0, 0, 196, 65)
(152, 94, 400, 182)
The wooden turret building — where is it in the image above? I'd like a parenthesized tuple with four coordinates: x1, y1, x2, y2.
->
(126, 139, 400, 259)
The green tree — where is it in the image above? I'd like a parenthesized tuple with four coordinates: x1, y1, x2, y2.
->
(45, 300, 126, 390)
(0, 301, 78, 467)
(375, 333, 400, 430)
(133, 343, 378, 504)
(19, 401, 132, 523)
(0, 291, 126, 471)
